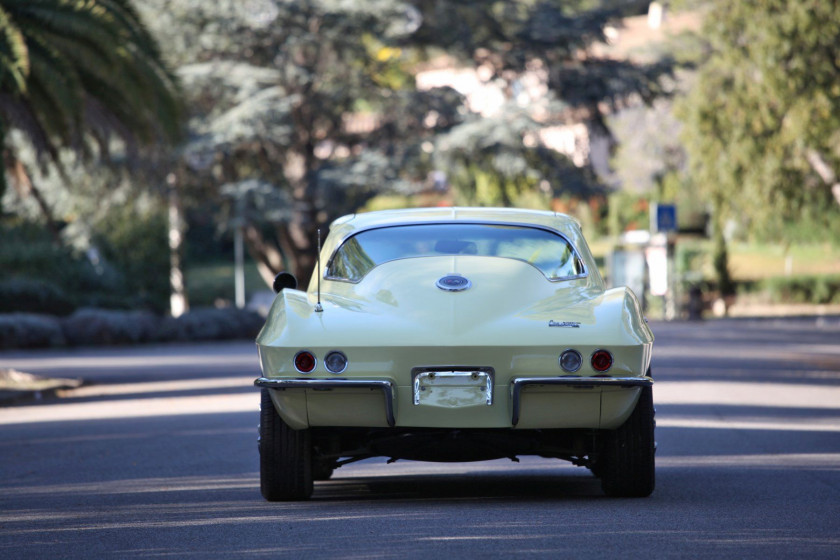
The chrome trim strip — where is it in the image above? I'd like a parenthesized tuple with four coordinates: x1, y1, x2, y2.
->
(254, 378, 396, 427)
(411, 366, 495, 381)
(509, 376, 653, 426)
(324, 221, 588, 284)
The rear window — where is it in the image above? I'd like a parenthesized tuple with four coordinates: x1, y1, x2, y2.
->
(326, 223, 584, 282)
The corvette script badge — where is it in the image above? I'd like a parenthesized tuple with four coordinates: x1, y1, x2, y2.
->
(549, 320, 580, 328)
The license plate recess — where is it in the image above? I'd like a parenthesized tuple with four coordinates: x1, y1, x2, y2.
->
(411, 367, 494, 408)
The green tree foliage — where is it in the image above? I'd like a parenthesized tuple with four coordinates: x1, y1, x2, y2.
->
(92, 200, 170, 312)
(435, 112, 598, 209)
(0, 182, 171, 312)
(142, 0, 672, 284)
(0, 0, 182, 224)
(0, 0, 182, 151)
(416, 1, 672, 212)
(145, 0, 466, 282)
(410, 1, 671, 126)
(679, 0, 840, 245)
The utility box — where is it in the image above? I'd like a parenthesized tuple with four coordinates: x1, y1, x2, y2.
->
(610, 228, 677, 320)
(609, 248, 647, 304)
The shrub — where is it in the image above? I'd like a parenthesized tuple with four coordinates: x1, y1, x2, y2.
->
(92, 204, 171, 314)
(762, 275, 840, 305)
(61, 308, 159, 346)
(0, 314, 66, 349)
(0, 306, 265, 349)
(0, 222, 124, 313)
(0, 223, 111, 291)
(0, 278, 75, 315)
(157, 307, 264, 342)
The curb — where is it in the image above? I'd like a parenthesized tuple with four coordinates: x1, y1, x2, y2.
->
(0, 369, 83, 406)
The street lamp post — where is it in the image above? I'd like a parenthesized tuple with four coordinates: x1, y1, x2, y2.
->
(167, 172, 188, 318)
(233, 217, 245, 309)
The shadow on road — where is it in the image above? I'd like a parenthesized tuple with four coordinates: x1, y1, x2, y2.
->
(1, 320, 840, 558)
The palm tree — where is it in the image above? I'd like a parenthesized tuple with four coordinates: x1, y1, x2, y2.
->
(0, 0, 182, 231)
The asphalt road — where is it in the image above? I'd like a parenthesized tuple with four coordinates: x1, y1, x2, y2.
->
(1, 318, 839, 559)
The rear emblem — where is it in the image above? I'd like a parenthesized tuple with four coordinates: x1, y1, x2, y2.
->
(436, 274, 471, 292)
(549, 320, 580, 328)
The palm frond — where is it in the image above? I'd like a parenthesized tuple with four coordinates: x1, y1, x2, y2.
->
(23, 2, 124, 46)
(24, 31, 84, 140)
(0, 6, 28, 95)
(0, 92, 57, 159)
(0, 0, 184, 163)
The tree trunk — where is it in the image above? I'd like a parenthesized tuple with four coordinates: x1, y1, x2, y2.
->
(283, 143, 321, 285)
(239, 106, 324, 289)
(286, 204, 319, 285)
(3, 155, 62, 244)
(242, 223, 319, 292)
(26, 181, 62, 245)
(168, 176, 188, 317)
(805, 149, 840, 206)
(243, 223, 286, 287)
(711, 196, 734, 300)
(240, 187, 320, 290)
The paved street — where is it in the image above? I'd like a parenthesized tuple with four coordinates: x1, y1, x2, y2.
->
(1, 319, 839, 558)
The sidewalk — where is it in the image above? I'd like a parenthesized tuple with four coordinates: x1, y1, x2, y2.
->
(0, 340, 259, 407)
(727, 301, 840, 319)
(3, 314, 837, 407)
(0, 368, 83, 405)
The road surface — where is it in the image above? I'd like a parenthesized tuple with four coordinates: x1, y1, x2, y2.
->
(1, 318, 839, 558)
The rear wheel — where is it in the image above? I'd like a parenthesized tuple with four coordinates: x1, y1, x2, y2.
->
(259, 389, 313, 501)
(313, 461, 336, 481)
(598, 385, 655, 497)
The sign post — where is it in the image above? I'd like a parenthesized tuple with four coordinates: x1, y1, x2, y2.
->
(650, 203, 678, 320)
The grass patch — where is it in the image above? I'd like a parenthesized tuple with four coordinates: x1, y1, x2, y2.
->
(185, 261, 270, 307)
(664, 239, 839, 282)
(728, 243, 840, 280)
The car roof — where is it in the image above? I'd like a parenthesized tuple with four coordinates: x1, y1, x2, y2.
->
(330, 207, 581, 237)
(312, 207, 603, 293)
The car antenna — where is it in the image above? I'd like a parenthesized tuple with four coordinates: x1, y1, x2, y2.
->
(314, 228, 323, 313)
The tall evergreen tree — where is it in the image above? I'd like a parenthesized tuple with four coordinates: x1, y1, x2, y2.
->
(680, 0, 840, 244)
(145, 0, 672, 284)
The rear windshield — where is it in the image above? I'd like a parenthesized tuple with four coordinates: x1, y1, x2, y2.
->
(326, 223, 584, 282)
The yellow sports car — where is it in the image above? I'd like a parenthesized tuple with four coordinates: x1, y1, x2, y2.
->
(255, 207, 654, 500)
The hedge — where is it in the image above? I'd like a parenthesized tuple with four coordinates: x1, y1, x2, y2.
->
(0, 314, 66, 349)
(0, 307, 265, 350)
(761, 275, 840, 305)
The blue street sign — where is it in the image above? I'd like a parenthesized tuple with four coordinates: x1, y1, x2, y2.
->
(652, 203, 677, 233)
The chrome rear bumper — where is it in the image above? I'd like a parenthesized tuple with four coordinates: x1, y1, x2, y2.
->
(510, 376, 653, 426)
(255, 375, 652, 429)
(254, 377, 396, 427)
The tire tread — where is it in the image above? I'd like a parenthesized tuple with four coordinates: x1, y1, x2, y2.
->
(599, 386, 656, 497)
(259, 389, 313, 501)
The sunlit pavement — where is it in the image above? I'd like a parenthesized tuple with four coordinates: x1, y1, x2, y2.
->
(1, 320, 839, 558)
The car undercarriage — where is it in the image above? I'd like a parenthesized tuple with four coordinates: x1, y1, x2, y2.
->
(309, 426, 600, 466)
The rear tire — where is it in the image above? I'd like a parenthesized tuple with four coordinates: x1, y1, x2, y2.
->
(599, 385, 655, 497)
(259, 389, 313, 501)
(313, 461, 336, 481)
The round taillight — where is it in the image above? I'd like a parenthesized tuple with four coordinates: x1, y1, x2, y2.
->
(591, 349, 613, 373)
(324, 350, 348, 374)
(559, 349, 582, 373)
(294, 351, 316, 373)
